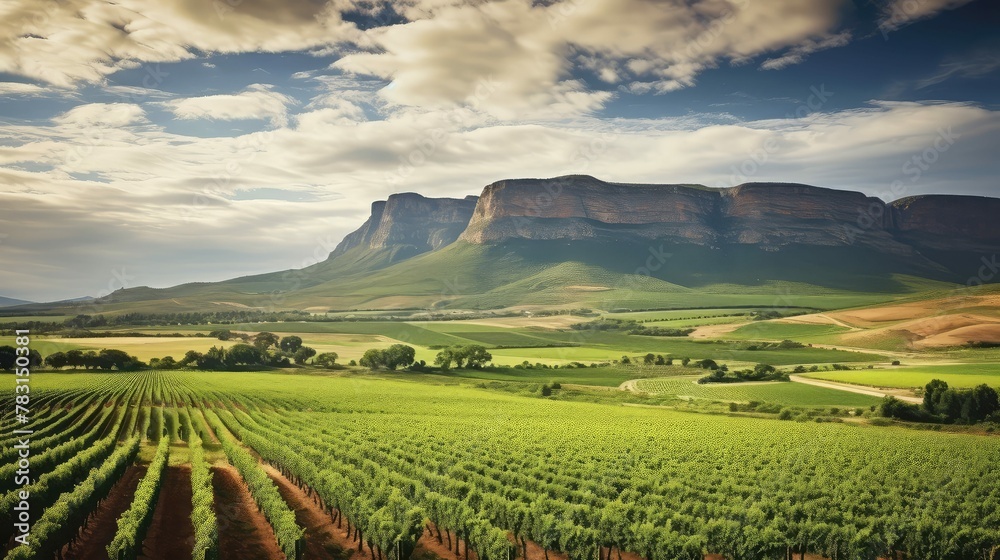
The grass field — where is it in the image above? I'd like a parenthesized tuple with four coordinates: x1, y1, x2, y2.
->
(0, 336, 243, 362)
(804, 364, 1000, 389)
(633, 376, 882, 406)
(725, 322, 853, 342)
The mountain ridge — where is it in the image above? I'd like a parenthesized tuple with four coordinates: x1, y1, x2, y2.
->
(20, 175, 1000, 313)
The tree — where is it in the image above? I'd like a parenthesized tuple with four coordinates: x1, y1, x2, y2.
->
(754, 363, 776, 376)
(462, 345, 492, 368)
(620, 355, 631, 365)
(963, 384, 999, 423)
(435, 348, 456, 370)
(383, 344, 415, 370)
(654, 354, 666, 365)
(209, 329, 233, 341)
(294, 346, 317, 365)
(44, 352, 69, 369)
(196, 346, 226, 369)
(681, 357, 690, 366)
(360, 349, 385, 369)
(923, 379, 949, 413)
(253, 331, 280, 351)
(180, 350, 203, 367)
(0, 346, 16, 370)
(315, 352, 339, 368)
(98, 349, 140, 370)
(224, 343, 264, 367)
(82, 350, 100, 370)
(697, 359, 719, 370)
(643, 353, 655, 365)
(279, 335, 303, 353)
(66, 349, 84, 369)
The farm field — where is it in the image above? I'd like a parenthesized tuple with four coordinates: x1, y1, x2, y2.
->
(55, 314, 895, 368)
(632, 376, 883, 407)
(2, 371, 998, 560)
(804, 364, 1000, 390)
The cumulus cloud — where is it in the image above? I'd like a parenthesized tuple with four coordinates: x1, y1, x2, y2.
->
(334, 0, 853, 116)
(0, 0, 362, 87)
(52, 103, 148, 127)
(1, 96, 998, 300)
(161, 84, 296, 127)
(877, 0, 976, 32)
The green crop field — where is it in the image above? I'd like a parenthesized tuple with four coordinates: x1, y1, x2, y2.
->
(633, 376, 882, 407)
(1, 371, 997, 560)
(805, 364, 1000, 389)
(725, 322, 853, 342)
(519, 330, 885, 365)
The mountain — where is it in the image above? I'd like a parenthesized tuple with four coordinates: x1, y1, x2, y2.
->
(28, 175, 1000, 313)
(461, 176, 997, 258)
(322, 192, 479, 271)
(0, 296, 33, 308)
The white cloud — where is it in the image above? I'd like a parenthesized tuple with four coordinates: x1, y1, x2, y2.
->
(0, 82, 59, 97)
(1, 96, 998, 300)
(760, 31, 852, 70)
(0, 0, 363, 87)
(915, 51, 1000, 89)
(52, 103, 148, 127)
(161, 84, 296, 127)
(878, 0, 976, 32)
(334, 0, 854, 117)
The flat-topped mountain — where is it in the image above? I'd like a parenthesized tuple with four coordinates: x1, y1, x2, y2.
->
(25, 175, 1000, 313)
(330, 192, 479, 263)
(457, 176, 998, 257)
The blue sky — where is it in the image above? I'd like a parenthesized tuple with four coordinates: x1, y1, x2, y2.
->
(0, 0, 998, 301)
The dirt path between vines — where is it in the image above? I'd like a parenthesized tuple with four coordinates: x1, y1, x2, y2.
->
(790, 375, 922, 404)
(213, 465, 285, 560)
(63, 465, 146, 560)
(261, 463, 358, 560)
(139, 466, 194, 560)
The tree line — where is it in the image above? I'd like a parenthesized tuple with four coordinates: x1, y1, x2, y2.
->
(880, 379, 1000, 424)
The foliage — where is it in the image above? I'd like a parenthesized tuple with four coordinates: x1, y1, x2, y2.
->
(315, 352, 339, 367)
(360, 344, 416, 370)
(434, 345, 493, 370)
(108, 436, 170, 559)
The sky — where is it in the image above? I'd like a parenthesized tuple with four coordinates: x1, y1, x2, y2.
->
(0, 0, 999, 302)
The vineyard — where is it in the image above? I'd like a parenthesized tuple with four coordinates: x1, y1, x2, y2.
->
(1, 371, 999, 560)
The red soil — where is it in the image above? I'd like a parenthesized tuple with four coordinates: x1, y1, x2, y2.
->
(212, 465, 285, 560)
(138, 466, 194, 560)
(261, 463, 358, 560)
(62, 465, 147, 560)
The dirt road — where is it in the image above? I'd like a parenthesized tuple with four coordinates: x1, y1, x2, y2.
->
(789, 375, 922, 404)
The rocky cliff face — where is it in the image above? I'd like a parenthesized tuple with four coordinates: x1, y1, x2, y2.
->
(459, 176, 925, 254)
(329, 193, 478, 259)
(890, 195, 1000, 251)
(332, 176, 999, 272)
(461, 176, 721, 244)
